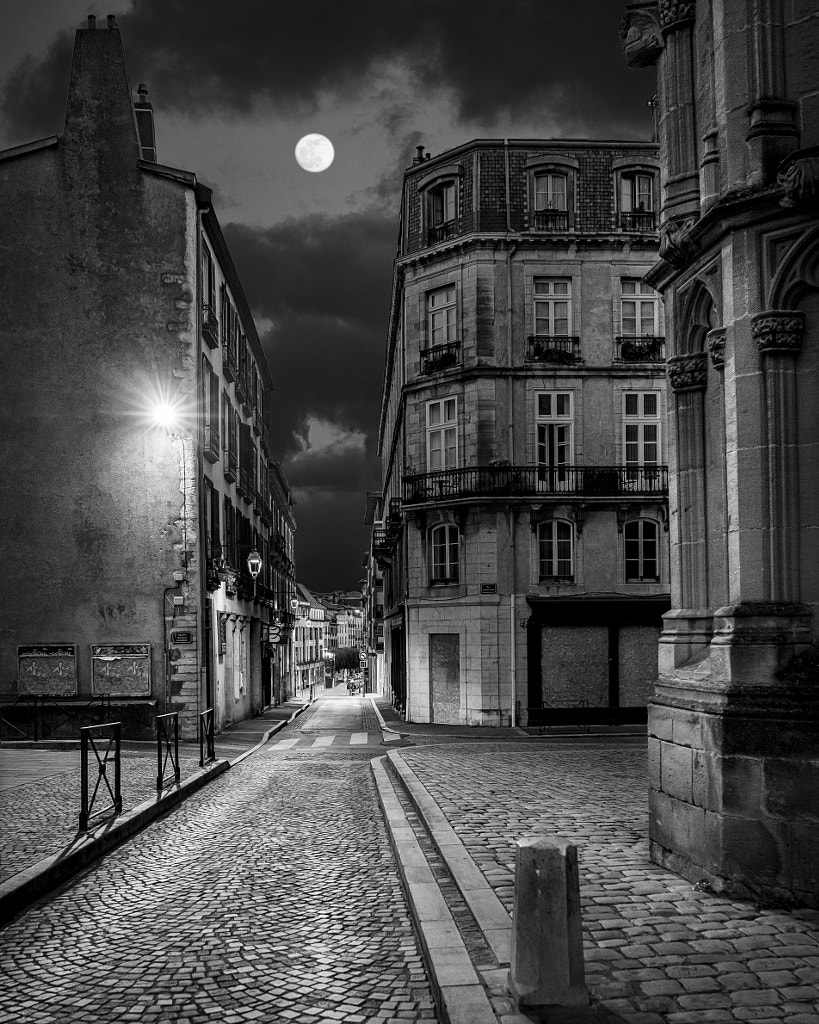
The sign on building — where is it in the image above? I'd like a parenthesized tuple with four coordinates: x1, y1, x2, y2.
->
(17, 645, 78, 696)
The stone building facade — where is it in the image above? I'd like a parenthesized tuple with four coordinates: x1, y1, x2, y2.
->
(0, 19, 295, 740)
(373, 138, 669, 726)
(621, 0, 819, 907)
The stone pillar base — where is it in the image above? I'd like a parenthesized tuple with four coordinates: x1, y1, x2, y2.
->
(648, 684, 819, 908)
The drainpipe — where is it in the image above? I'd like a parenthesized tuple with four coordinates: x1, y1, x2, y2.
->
(505, 143, 517, 726)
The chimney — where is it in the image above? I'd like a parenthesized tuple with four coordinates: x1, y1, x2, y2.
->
(413, 145, 426, 165)
(63, 17, 142, 172)
(134, 83, 157, 162)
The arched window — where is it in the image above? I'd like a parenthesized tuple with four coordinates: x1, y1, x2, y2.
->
(538, 520, 574, 581)
(429, 524, 459, 584)
(624, 519, 659, 581)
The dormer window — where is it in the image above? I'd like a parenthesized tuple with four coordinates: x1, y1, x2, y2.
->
(527, 157, 577, 232)
(533, 173, 568, 231)
(618, 169, 656, 231)
(428, 183, 457, 245)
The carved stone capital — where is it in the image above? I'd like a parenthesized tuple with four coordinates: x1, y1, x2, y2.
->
(619, 5, 664, 67)
(706, 328, 726, 370)
(667, 353, 708, 392)
(751, 310, 805, 356)
(657, 0, 694, 32)
(777, 148, 819, 209)
(659, 217, 697, 269)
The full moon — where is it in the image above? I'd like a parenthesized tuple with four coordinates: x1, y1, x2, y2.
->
(295, 134, 335, 173)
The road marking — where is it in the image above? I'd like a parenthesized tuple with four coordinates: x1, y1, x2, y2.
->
(267, 733, 376, 749)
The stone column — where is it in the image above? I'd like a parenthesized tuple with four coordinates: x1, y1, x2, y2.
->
(657, 1, 699, 223)
(752, 310, 806, 602)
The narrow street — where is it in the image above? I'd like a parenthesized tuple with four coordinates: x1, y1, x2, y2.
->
(0, 694, 438, 1024)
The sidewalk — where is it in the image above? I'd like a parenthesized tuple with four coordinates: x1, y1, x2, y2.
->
(0, 699, 309, 922)
(367, 701, 819, 1024)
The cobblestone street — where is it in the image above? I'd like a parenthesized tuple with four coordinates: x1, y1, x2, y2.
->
(0, 703, 438, 1024)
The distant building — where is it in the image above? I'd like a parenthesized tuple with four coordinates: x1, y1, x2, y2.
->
(621, 0, 819, 908)
(371, 137, 668, 726)
(293, 584, 326, 696)
(0, 19, 295, 740)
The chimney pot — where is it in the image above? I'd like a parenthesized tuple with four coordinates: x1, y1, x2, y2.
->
(137, 83, 148, 100)
(107, 14, 117, 28)
(87, 14, 96, 28)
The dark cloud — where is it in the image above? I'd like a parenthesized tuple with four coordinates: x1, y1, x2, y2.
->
(292, 489, 372, 593)
(1, 0, 653, 145)
(224, 210, 394, 460)
(224, 211, 387, 590)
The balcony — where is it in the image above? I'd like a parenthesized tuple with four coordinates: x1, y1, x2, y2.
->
(239, 469, 252, 503)
(532, 209, 569, 232)
(234, 372, 249, 410)
(253, 407, 263, 437)
(419, 342, 460, 375)
(427, 218, 457, 246)
(403, 464, 668, 504)
(203, 423, 220, 464)
(202, 304, 219, 349)
(615, 335, 665, 362)
(254, 487, 265, 515)
(525, 335, 581, 365)
(224, 449, 238, 483)
(620, 210, 656, 232)
(222, 344, 238, 383)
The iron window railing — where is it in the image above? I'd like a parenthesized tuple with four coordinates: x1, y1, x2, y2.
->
(202, 304, 219, 349)
(419, 341, 460, 375)
(427, 219, 457, 245)
(222, 344, 238, 382)
(620, 210, 656, 232)
(525, 335, 581, 364)
(532, 209, 569, 232)
(615, 335, 665, 362)
(403, 464, 668, 504)
(203, 423, 220, 463)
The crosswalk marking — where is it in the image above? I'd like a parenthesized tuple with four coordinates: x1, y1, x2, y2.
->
(268, 732, 378, 750)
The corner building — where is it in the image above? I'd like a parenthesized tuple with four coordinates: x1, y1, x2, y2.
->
(375, 138, 669, 726)
(621, 0, 819, 907)
(0, 19, 295, 740)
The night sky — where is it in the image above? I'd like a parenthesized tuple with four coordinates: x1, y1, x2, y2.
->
(0, 0, 656, 593)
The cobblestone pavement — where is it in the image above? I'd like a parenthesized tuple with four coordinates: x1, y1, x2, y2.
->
(398, 740, 819, 1024)
(0, 747, 205, 882)
(0, 741, 439, 1023)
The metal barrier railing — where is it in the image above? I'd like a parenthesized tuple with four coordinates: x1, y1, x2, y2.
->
(79, 722, 122, 831)
(156, 711, 181, 792)
(199, 707, 216, 768)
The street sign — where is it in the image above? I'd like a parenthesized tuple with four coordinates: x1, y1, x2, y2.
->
(359, 653, 367, 663)
(170, 631, 193, 645)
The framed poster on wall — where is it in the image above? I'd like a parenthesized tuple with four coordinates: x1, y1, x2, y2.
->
(91, 644, 151, 696)
(17, 645, 78, 696)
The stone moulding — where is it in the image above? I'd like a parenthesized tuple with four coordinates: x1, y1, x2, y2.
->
(751, 309, 805, 355)
(657, 0, 694, 32)
(667, 352, 708, 391)
(705, 328, 726, 369)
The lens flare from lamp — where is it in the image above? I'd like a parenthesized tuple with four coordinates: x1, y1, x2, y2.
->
(152, 402, 181, 432)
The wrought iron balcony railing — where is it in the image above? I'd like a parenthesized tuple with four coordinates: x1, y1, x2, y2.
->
(203, 423, 220, 463)
(224, 449, 238, 483)
(253, 407, 263, 437)
(222, 344, 238, 383)
(615, 335, 666, 362)
(202, 304, 219, 349)
(532, 209, 570, 232)
(620, 210, 657, 232)
(403, 464, 668, 504)
(427, 219, 457, 246)
(419, 341, 460, 375)
(234, 372, 249, 409)
(525, 335, 581, 364)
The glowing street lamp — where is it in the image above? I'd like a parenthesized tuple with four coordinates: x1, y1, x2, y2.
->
(246, 550, 263, 579)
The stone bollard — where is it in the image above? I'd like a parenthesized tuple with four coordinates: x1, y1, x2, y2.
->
(510, 835, 589, 1009)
